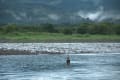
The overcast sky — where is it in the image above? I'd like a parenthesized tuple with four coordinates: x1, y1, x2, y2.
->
(0, 0, 120, 23)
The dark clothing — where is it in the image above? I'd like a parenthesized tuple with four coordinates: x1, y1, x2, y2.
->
(66, 59, 70, 65)
(66, 56, 70, 65)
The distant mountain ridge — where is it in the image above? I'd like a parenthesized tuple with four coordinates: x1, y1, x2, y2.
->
(0, 0, 120, 24)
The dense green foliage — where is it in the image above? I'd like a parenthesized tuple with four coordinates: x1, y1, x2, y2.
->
(0, 22, 120, 35)
(0, 23, 120, 42)
(62, 28, 73, 35)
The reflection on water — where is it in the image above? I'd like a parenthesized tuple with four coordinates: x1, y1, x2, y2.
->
(0, 54, 120, 80)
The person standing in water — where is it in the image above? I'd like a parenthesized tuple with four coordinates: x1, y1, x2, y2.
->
(66, 55, 70, 65)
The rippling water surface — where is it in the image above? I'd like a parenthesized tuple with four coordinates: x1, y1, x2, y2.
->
(0, 53, 120, 80)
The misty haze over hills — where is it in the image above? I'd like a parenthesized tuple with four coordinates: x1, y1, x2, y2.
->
(0, 0, 120, 24)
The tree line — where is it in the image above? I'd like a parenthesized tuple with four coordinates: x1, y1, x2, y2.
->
(0, 22, 120, 35)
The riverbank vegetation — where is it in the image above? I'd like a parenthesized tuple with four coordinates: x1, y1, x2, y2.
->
(0, 22, 120, 42)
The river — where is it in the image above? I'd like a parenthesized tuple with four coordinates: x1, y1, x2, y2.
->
(0, 54, 120, 80)
(0, 43, 120, 80)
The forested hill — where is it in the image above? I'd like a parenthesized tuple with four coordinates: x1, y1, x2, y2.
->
(0, 0, 120, 24)
(0, 23, 120, 35)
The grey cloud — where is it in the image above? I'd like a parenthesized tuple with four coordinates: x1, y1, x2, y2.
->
(48, 14, 60, 20)
(101, 0, 120, 11)
(5, 10, 22, 20)
(0, 0, 120, 23)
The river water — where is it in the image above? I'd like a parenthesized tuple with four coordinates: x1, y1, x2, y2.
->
(0, 43, 120, 80)
(0, 54, 120, 80)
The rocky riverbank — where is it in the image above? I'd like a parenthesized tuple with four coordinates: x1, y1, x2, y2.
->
(0, 49, 64, 55)
(0, 43, 120, 55)
(0, 49, 35, 55)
